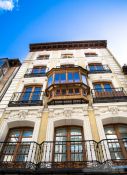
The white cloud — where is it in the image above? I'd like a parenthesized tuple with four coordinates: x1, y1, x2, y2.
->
(0, 0, 18, 11)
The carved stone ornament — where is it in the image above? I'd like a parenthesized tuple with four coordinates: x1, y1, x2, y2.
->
(64, 109, 72, 118)
(108, 106, 119, 114)
(7, 110, 28, 120)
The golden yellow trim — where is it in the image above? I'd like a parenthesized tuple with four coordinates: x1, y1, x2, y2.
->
(37, 111, 48, 143)
(87, 107, 100, 142)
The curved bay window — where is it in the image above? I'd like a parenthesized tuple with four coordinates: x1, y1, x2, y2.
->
(46, 66, 90, 105)
(91, 82, 126, 103)
(104, 124, 127, 160)
(54, 126, 84, 164)
(8, 85, 43, 107)
(0, 127, 33, 163)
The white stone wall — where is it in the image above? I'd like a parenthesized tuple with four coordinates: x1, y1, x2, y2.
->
(0, 46, 127, 142)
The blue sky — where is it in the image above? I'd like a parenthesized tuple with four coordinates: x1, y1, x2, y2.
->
(0, 0, 127, 65)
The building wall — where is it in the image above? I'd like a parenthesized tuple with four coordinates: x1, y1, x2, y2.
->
(0, 46, 127, 143)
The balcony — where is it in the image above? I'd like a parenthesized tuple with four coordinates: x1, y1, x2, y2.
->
(0, 139, 127, 174)
(91, 87, 127, 103)
(8, 91, 44, 107)
(46, 65, 90, 105)
(122, 64, 127, 75)
(24, 68, 47, 78)
(87, 65, 112, 74)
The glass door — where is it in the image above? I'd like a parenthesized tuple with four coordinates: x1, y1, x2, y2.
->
(54, 126, 84, 162)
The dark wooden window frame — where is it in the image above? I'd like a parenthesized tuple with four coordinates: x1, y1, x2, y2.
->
(104, 124, 127, 159)
(2, 127, 33, 162)
(53, 126, 85, 162)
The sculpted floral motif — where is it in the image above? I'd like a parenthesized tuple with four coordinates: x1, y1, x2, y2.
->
(108, 106, 119, 114)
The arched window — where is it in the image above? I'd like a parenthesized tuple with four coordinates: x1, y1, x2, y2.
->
(1, 127, 33, 162)
(54, 126, 84, 162)
(104, 124, 127, 159)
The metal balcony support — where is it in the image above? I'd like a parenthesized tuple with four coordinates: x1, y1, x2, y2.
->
(0, 139, 127, 174)
(91, 87, 127, 103)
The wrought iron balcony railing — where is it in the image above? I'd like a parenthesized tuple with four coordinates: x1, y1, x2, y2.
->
(24, 68, 47, 78)
(91, 87, 127, 103)
(8, 91, 44, 107)
(87, 65, 112, 74)
(0, 139, 127, 174)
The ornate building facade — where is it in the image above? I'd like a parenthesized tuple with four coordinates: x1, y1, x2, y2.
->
(0, 40, 127, 174)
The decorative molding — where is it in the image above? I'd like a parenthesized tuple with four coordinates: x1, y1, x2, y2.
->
(108, 106, 119, 114)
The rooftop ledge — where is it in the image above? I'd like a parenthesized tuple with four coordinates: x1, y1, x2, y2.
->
(29, 40, 107, 52)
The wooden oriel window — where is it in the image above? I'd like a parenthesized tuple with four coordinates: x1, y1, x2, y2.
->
(55, 87, 80, 96)
(20, 85, 42, 101)
(1, 127, 33, 162)
(54, 126, 84, 162)
(104, 124, 127, 159)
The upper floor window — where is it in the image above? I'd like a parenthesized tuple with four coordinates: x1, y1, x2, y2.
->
(55, 73, 66, 83)
(88, 63, 103, 72)
(48, 75, 53, 87)
(61, 54, 73, 58)
(60, 64, 74, 68)
(37, 55, 49, 60)
(93, 82, 113, 92)
(32, 66, 46, 74)
(85, 52, 98, 57)
(21, 85, 42, 101)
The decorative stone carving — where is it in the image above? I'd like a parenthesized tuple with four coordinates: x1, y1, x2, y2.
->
(108, 106, 119, 114)
(64, 109, 72, 119)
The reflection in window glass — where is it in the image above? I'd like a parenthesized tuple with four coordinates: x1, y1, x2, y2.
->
(68, 72, 73, 82)
(82, 74, 87, 85)
(74, 72, 80, 82)
(55, 73, 60, 83)
(48, 75, 53, 86)
(61, 73, 66, 83)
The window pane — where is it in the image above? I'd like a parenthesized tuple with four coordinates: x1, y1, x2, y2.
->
(56, 128, 67, 136)
(56, 89, 60, 95)
(94, 84, 102, 92)
(74, 72, 80, 82)
(104, 84, 112, 92)
(71, 128, 82, 135)
(62, 89, 66, 95)
(48, 75, 53, 86)
(119, 126, 127, 133)
(40, 67, 46, 73)
(89, 65, 95, 71)
(61, 73, 66, 83)
(55, 73, 60, 83)
(22, 130, 33, 137)
(31, 87, 41, 101)
(32, 68, 39, 74)
(68, 89, 73, 94)
(97, 65, 103, 71)
(9, 130, 20, 137)
(75, 88, 79, 94)
(68, 72, 73, 82)
(82, 74, 87, 84)
(104, 127, 115, 135)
